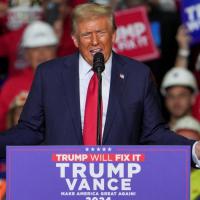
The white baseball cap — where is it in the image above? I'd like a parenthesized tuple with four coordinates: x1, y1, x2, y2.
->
(21, 20, 58, 48)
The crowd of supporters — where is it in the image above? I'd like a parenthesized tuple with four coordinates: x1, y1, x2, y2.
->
(0, 0, 200, 199)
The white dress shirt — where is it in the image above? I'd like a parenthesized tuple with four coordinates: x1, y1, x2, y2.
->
(78, 53, 200, 167)
(79, 54, 112, 135)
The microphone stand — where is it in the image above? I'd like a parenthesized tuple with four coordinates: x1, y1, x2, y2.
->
(96, 71, 102, 145)
(93, 52, 104, 145)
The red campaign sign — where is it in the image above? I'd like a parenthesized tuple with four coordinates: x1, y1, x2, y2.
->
(52, 153, 145, 162)
(114, 6, 160, 61)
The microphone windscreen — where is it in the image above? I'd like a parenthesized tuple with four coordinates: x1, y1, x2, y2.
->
(93, 52, 105, 73)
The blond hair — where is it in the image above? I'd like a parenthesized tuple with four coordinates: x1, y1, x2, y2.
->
(71, 3, 116, 34)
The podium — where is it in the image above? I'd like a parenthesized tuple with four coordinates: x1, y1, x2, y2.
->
(6, 145, 190, 200)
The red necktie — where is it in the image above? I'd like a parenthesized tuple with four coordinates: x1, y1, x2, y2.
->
(83, 72, 102, 145)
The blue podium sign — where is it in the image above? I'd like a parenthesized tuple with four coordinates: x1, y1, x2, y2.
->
(6, 146, 190, 200)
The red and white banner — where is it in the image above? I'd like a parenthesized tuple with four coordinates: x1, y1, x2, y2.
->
(114, 6, 159, 61)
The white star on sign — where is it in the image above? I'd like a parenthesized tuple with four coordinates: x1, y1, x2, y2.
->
(91, 147, 95, 151)
(97, 148, 101, 151)
(108, 147, 112, 151)
(102, 148, 106, 151)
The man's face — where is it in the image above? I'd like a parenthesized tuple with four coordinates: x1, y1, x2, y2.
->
(72, 16, 116, 66)
(165, 86, 194, 118)
(25, 46, 56, 70)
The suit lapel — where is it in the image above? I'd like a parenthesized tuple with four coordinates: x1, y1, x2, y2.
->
(61, 53, 83, 144)
(102, 53, 127, 144)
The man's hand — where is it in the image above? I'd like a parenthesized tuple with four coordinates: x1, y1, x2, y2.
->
(195, 141, 200, 160)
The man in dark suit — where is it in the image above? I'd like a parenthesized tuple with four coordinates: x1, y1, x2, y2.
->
(0, 3, 200, 165)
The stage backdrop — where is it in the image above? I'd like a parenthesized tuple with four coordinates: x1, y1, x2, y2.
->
(7, 145, 190, 200)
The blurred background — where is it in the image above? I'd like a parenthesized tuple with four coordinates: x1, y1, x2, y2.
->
(0, 0, 200, 199)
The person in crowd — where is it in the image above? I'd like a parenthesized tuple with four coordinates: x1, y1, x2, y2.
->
(0, 0, 43, 76)
(0, 91, 28, 200)
(172, 116, 200, 200)
(0, 3, 199, 166)
(161, 67, 198, 129)
(42, 0, 86, 57)
(0, 21, 56, 198)
(169, 25, 200, 124)
(0, 20, 58, 131)
(168, 37, 200, 196)
(6, 91, 28, 128)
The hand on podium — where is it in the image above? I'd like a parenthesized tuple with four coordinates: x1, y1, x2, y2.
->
(195, 141, 200, 160)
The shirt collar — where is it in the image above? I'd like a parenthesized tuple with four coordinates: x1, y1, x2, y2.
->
(79, 54, 91, 79)
(79, 53, 112, 80)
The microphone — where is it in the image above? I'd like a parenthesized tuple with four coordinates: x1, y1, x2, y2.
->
(93, 52, 105, 74)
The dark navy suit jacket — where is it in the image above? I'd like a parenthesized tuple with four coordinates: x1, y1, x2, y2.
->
(0, 52, 194, 157)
